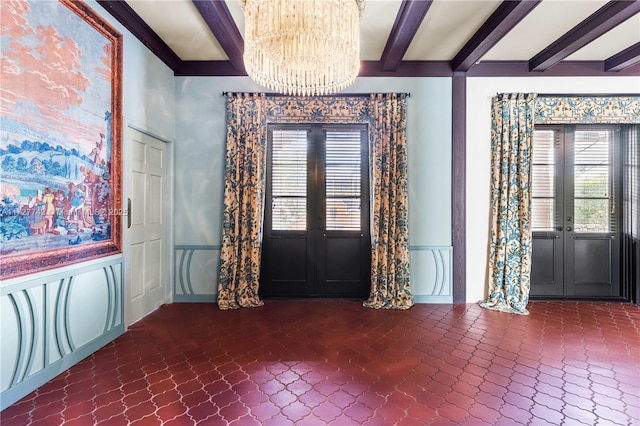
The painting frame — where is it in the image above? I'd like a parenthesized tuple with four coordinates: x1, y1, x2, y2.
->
(0, 0, 123, 280)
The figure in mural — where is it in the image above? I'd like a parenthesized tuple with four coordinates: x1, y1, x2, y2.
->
(53, 189, 67, 229)
(89, 133, 105, 173)
(42, 187, 55, 233)
(67, 182, 86, 223)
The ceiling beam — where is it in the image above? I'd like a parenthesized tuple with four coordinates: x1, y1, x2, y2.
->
(97, 0, 182, 71)
(191, 0, 245, 73)
(176, 61, 247, 77)
(451, 0, 542, 72)
(529, 0, 640, 72)
(469, 60, 640, 77)
(605, 42, 640, 71)
(174, 60, 640, 77)
(360, 60, 451, 77)
(380, 0, 433, 72)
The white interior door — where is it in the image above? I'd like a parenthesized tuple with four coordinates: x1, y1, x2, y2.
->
(126, 128, 167, 326)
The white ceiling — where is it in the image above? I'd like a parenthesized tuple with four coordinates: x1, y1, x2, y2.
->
(123, 0, 640, 65)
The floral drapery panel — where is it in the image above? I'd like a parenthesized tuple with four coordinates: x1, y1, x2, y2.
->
(217, 93, 267, 310)
(480, 93, 537, 315)
(218, 93, 413, 310)
(364, 93, 414, 310)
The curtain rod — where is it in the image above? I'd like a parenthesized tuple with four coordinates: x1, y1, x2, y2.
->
(222, 92, 411, 98)
(537, 93, 640, 98)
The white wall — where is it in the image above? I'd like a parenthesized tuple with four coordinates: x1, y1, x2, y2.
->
(466, 77, 640, 303)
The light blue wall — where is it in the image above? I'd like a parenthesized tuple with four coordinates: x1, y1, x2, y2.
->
(0, 0, 175, 409)
(173, 76, 453, 302)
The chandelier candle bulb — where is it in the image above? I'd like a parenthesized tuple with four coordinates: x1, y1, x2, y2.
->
(241, 0, 364, 96)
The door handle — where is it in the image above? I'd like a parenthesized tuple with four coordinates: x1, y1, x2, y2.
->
(566, 227, 572, 232)
(127, 198, 132, 229)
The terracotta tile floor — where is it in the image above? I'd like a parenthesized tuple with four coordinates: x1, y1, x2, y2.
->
(2, 300, 639, 425)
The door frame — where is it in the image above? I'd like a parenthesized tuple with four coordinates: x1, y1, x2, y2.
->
(123, 124, 174, 326)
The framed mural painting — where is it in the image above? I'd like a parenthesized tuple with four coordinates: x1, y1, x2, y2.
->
(0, 0, 123, 280)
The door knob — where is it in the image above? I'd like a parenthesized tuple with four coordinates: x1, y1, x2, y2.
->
(566, 226, 572, 231)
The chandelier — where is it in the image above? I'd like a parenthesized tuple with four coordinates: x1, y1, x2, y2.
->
(241, 0, 365, 96)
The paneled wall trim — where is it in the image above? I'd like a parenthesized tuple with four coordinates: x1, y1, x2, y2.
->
(1, 257, 124, 410)
(173, 245, 452, 303)
(535, 96, 640, 124)
(174, 245, 219, 302)
(410, 246, 453, 304)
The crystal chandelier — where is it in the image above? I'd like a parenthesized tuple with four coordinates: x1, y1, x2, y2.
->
(241, 0, 365, 96)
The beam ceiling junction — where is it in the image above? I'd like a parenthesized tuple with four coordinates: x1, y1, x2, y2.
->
(529, 0, 640, 72)
(380, 0, 433, 72)
(451, 0, 542, 72)
(605, 42, 640, 71)
(191, 0, 245, 73)
(97, 0, 182, 71)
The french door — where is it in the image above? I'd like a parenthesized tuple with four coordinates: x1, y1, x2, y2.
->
(531, 125, 622, 297)
(260, 124, 370, 298)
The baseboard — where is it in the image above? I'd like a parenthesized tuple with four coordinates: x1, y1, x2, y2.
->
(173, 294, 217, 303)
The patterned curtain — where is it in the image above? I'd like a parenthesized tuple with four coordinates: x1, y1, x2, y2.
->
(217, 93, 267, 310)
(364, 93, 414, 310)
(480, 93, 537, 315)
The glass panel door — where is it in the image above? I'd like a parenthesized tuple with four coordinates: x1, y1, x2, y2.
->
(261, 124, 370, 298)
(531, 125, 621, 298)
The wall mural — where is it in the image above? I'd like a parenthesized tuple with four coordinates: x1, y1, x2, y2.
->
(0, 0, 122, 279)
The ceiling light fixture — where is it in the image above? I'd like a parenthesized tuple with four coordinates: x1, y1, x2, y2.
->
(241, 0, 365, 96)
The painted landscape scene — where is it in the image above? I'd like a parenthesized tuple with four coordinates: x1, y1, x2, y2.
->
(0, 0, 118, 265)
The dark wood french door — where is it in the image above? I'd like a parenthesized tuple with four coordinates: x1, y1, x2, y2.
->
(531, 125, 622, 298)
(260, 124, 370, 298)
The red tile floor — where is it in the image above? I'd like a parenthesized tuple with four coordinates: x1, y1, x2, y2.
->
(2, 300, 639, 425)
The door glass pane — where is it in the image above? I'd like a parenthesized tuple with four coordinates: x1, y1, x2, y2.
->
(575, 166, 609, 197)
(574, 199, 609, 232)
(326, 130, 361, 230)
(574, 130, 612, 232)
(532, 164, 554, 197)
(532, 198, 555, 230)
(271, 130, 307, 230)
(532, 130, 556, 231)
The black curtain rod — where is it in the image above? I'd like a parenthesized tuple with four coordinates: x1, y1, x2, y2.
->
(222, 92, 411, 98)
(537, 93, 640, 98)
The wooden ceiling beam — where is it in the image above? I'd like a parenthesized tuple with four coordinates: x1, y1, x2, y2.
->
(452, 0, 541, 72)
(380, 0, 433, 72)
(191, 0, 245, 73)
(605, 42, 640, 71)
(97, 0, 182, 71)
(530, 0, 640, 72)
